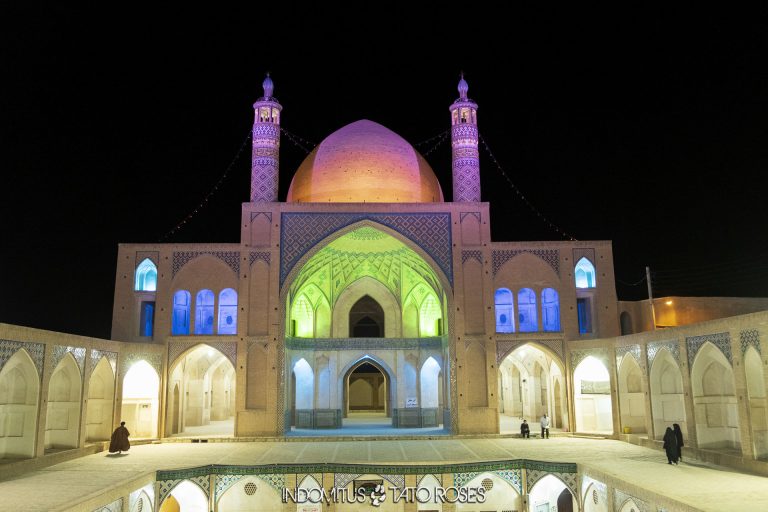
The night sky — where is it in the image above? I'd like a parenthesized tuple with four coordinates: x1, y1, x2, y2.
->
(2, 5, 767, 339)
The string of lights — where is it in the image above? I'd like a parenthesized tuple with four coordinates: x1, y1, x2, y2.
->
(478, 133, 577, 241)
(617, 275, 647, 287)
(421, 131, 449, 156)
(280, 126, 316, 154)
(413, 130, 449, 148)
(158, 131, 252, 241)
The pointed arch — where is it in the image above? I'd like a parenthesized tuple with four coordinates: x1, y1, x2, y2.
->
(86, 356, 115, 441)
(573, 356, 613, 433)
(494, 287, 515, 333)
(417, 474, 443, 511)
(338, 355, 395, 416)
(0, 349, 39, 459)
(456, 472, 521, 511)
(217, 288, 238, 335)
(517, 288, 538, 332)
(45, 352, 82, 450)
(216, 476, 282, 511)
(529, 474, 576, 512)
(172, 290, 191, 335)
(160, 480, 207, 512)
(575, 257, 596, 288)
(332, 277, 400, 337)
(194, 289, 215, 334)
(649, 347, 686, 440)
(542, 287, 560, 331)
(134, 258, 157, 291)
(691, 342, 740, 449)
(745, 347, 768, 458)
(618, 354, 646, 433)
(121, 360, 159, 438)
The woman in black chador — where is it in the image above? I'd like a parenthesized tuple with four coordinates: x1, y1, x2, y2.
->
(663, 426, 678, 465)
(673, 423, 684, 461)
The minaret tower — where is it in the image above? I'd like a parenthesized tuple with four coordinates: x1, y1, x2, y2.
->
(449, 74, 480, 202)
(250, 74, 282, 202)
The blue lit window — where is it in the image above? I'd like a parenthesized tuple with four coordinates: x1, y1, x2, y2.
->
(575, 257, 596, 288)
(134, 259, 157, 291)
(218, 288, 238, 335)
(495, 288, 515, 333)
(517, 288, 538, 332)
(172, 290, 191, 335)
(195, 289, 215, 335)
(542, 288, 560, 332)
(140, 301, 155, 336)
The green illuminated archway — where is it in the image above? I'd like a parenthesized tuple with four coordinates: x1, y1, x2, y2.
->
(287, 226, 445, 338)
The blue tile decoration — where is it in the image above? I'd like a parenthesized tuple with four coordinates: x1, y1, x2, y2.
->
(614, 489, 650, 512)
(249, 251, 271, 266)
(646, 340, 680, 371)
(740, 329, 761, 355)
(453, 472, 480, 488)
(168, 341, 237, 368)
(492, 249, 560, 278)
(570, 348, 610, 371)
(88, 349, 118, 376)
(158, 474, 210, 505)
(52, 345, 86, 375)
(215, 474, 245, 501)
(280, 212, 453, 287)
(334, 473, 363, 489)
(121, 352, 163, 376)
(615, 344, 644, 372)
(461, 250, 483, 265)
(686, 332, 732, 367)
(0, 340, 44, 378)
(172, 251, 241, 278)
(286, 337, 443, 351)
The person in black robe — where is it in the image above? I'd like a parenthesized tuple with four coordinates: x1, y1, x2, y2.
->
(663, 426, 678, 464)
(673, 423, 684, 461)
(109, 421, 131, 454)
(520, 419, 530, 438)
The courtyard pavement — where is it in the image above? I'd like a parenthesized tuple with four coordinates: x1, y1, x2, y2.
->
(0, 437, 766, 511)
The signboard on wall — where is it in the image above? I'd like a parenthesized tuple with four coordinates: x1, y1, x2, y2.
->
(581, 380, 611, 394)
(406, 398, 418, 407)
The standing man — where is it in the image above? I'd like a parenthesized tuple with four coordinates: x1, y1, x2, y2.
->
(540, 414, 550, 439)
(109, 421, 131, 454)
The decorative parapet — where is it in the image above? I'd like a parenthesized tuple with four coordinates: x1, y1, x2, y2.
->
(285, 337, 444, 351)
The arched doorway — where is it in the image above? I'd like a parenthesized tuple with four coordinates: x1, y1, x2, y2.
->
(691, 344, 740, 451)
(45, 353, 82, 451)
(0, 349, 39, 459)
(573, 356, 613, 434)
(121, 360, 159, 439)
(498, 344, 565, 434)
(166, 344, 236, 437)
(159, 480, 207, 512)
(345, 361, 388, 415)
(86, 357, 115, 441)
(529, 474, 576, 512)
(290, 358, 314, 428)
(649, 348, 686, 440)
(455, 472, 521, 511)
(618, 354, 646, 433)
(745, 347, 768, 459)
(349, 296, 385, 337)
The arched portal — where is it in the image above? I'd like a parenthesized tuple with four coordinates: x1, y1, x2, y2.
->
(573, 356, 613, 434)
(529, 474, 576, 512)
(167, 344, 236, 437)
(121, 360, 159, 439)
(691, 343, 741, 450)
(745, 347, 768, 458)
(159, 480, 207, 512)
(217, 477, 283, 511)
(86, 357, 115, 441)
(0, 349, 39, 459)
(618, 354, 646, 433)
(456, 472, 521, 511)
(345, 360, 389, 416)
(350, 296, 384, 337)
(649, 349, 686, 440)
(45, 353, 82, 451)
(498, 344, 566, 435)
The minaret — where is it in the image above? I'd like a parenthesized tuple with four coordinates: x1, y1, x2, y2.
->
(250, 74, 282, 202)
(449, 74, 480, 202)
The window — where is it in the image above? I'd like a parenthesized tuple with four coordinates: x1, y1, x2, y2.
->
(139, 301, 155, 337)
(577, 297, 592, 334)
(517, 288, 538, 332)
(195, 289, 215, 335)
(575, 257, 596, 288)
(495, 288, 515, 333)
(134, 259, 157, 291)
(172, 290, 190, 335)
(542, 288, 560, 332)
(217, 288, 238, 335)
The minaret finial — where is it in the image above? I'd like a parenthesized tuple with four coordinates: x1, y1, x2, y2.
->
(262, 72, 274, 99)
(458, 73, 469, 101)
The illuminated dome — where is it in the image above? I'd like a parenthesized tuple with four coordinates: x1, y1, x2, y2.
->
(286, 120, 444, 202)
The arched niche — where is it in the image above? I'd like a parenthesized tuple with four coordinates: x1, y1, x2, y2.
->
(121, 360, 159, 439)
(691, 343, 740, 450)
(420, 356, 442, 411)
(336, 355, 396, 419)
(416, 474, 442, 511)
(582, 481, 608, 512)
(159, 480, 207, 512)
(649, 348, 686, 440)
(333, 277, 400, 337)
(0, 349, 39, 459)
(217, 477, 283, 512)
(167, 344, 236, 437)
(620, 311, 633, 335)
(618, 354, 646, 433)
(529, 474, 576, 512)
(349, 295, 385, 337)
(86, 357, 115, 441)
(455, 472, 521, 511)
(573, 356, 613, 434)
(45, 353, 82, 450)
(745, 347, 768, 458)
